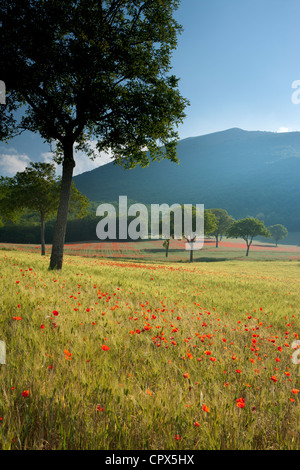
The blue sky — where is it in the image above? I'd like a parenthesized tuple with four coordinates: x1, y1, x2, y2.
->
(1, 0, 300, 176)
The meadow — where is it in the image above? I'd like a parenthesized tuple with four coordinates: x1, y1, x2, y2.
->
(0, 239, 299, 450)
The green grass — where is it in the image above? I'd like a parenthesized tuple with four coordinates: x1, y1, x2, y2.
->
(0, 248, 299, 449)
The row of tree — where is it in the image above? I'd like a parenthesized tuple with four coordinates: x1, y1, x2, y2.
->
(163, 208, 289, 259)
(0, 162, 289, 260)
(206, 209, 289, 255)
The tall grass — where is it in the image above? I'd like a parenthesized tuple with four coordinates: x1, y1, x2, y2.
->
(0, 250, 299, 449)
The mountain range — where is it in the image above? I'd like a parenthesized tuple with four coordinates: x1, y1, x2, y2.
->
(73, 128, 300, 231)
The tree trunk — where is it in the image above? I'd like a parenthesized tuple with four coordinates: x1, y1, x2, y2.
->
(40, 212, 45, 256)
(190, 248, 193, 262)
(246, 243, 250, 256)
(49, 141, 75, 270)
(215, 235, 219, 248)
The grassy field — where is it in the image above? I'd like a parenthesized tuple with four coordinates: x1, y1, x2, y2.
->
(0, 241, 299, 450)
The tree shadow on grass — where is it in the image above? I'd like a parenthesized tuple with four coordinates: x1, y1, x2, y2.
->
(182, 256, 246, 263)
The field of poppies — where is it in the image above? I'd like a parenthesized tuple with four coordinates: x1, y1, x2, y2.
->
(0, 242, 299, 450)
(1, 236, 300, 262)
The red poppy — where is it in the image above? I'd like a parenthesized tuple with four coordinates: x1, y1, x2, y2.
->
(236, 397, 245, 408)
(101, 345, 110, 351)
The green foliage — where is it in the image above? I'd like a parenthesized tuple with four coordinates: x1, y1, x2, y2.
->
(268, 224, 288, 246)
(1, 0, 187, 163)
(0, 163, 89, 222)
(207, 208, 235, 247)
(204, 210, 218, 235)
(227, 217, 270, 256)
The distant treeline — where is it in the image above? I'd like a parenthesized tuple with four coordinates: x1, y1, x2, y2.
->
(0, 203, 204, 244)
(0, 201, 298, 245)
(0, 212, 152, 244)
(0, 215, 101, 244)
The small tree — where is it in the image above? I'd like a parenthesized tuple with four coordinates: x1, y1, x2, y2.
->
(207, 208, 235, 247)
(163, 238, 171, 258)
(227, 217, 270, 256)
(268, 224, 288, 247)
(185, 209, 218, 262)
(0, 163, 89, 255)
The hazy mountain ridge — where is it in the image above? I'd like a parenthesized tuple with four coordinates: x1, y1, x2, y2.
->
(73, 128, 300, 231)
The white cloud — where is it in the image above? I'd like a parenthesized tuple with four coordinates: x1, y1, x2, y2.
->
(73, 150, 113, 176)
(0, 150, 31, 176)
(73, 141, 113, 175)
(40, 141, 113, 176)
(40, 152, 60, 175)
(276, 126, 289, 133)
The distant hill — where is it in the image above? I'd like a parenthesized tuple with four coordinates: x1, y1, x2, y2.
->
(73, 128, 300, 231)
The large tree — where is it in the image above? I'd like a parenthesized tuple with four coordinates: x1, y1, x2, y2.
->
(0, 0, 188, 270)
(227, 217, 270, 256)
(0, 162, 89, 255)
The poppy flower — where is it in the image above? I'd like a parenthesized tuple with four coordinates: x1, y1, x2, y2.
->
(202, 404, 210, 413)
(64, 349, 72, 360)
(101, 345, 110, 351)
(270, 376, 278, 382)
(22, 390, 29, 398)
(236, 397, 245, 408)
(53, 310, 59, 316)
(183, 373, 190, 379)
